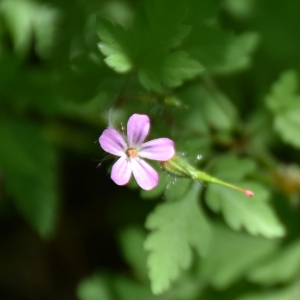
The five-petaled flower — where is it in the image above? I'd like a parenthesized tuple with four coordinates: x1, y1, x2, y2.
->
(99, 114, 175, 190)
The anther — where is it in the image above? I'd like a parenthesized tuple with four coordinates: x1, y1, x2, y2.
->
(126, 148, 138, 158)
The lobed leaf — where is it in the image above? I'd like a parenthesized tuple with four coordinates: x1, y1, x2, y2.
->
(207, 182, 285, 238)
(97, 0, 203, 91)
(205, 155, 285, 238)
(187, 24, 260, 74)
(199, 224, 278, 289)
(144, 182, 211, 294)
(139, 51, 203, 91)
(97, 18, 133, 73)
(174, 83, 239, 135)
(248, 239, 300, 285)
(266, 70, 300, 148)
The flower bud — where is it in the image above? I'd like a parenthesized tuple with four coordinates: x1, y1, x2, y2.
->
(161, 155, 196, 178)
(161, 155, 254, 197)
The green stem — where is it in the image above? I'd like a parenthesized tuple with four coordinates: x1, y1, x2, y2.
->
(161, 155, 254, 197)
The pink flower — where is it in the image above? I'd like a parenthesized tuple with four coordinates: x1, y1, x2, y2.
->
(99, 114, 175, 190)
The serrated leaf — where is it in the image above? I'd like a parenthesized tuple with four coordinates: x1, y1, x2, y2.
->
(206, 181, 285, 238)
(266, 70, 299, 111)
(97, 0, 203, 91)
(145, 182, 211, 294)
(248, 239, 300, 284)
(175, 83, 238, 134)
(266, 70, 300, 148)
(200, 224, 278, 289)
(97, 19, 133, 73)
(187, 24, 259, 74)
(0, 117, 59, 238)
(215, 31, 259, 74)
(139, 51, 203, 91)
(205, 155, 285, 238)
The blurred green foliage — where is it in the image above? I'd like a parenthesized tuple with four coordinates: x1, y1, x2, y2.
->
(1, 0, 300, 299)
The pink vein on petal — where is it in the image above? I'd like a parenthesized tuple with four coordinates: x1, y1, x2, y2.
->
(127, 114, 150, 147)
(131, 158, 158, 190)
(99, 128, 127, 156)
(111, 156, 132, 185)
(139, 138, 175, 161)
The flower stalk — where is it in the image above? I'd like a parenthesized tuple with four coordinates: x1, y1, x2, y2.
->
(161, 155, 254, 197)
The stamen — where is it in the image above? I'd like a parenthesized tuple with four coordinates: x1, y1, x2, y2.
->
(126, 148, 138, 158)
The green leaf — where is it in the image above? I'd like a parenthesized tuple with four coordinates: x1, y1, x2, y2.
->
(97, 0, 203, 91)
(223, 0, 256, 19)
(0, 0, 59, 57)
(138, 51, 203, 91)
(0, 116, 59, 238)
(174, 83, 238, 134)
(248, 239, 300, 284)
(199, 85, 238, 131)
(209, 155, 257, 182)
(266, 70, 300, 148)
(173, 85, 210, 134)
(207, 182, 285, 238)
(145, 182, 211, 294)
(218, 31, 259, 74)
(200, 224, 278, 289)
(164, 178, 192, 202)
(118, 226, 148, 280)
(164, 273, 205, 300)
(187, 24, 259, 74)
(205, 155, 285, 238)
(114, 276, 159, 300)
(237, 280, 300, 300)
(97, 18, 133, 73)
(77, 274, 112, 300)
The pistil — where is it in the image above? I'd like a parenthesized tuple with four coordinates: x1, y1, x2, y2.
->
(126, 148, 138, 158)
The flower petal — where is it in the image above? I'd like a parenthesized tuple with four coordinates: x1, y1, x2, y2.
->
(99, 128, 127, 156)
(127, 114, 150, 147)
(111, 156, 132, 185)
(131, 158, 158, 190)
(139, 138, 175, 161)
